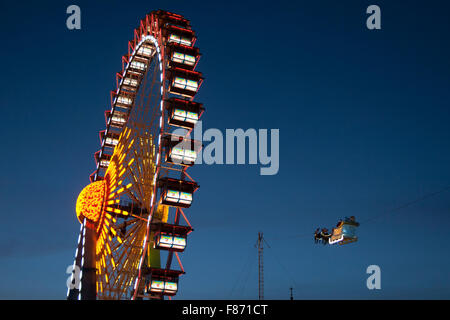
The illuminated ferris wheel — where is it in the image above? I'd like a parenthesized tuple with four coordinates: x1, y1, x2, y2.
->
(67, 10, 204, 300)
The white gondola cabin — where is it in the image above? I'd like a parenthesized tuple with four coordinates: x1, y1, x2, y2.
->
(94, 150, 112, 169)
(166, 43, 200, 70)
(167, 68, 203, 98)
(99, 130, 120, 149)
(144, 268, 184, 296)
(165, 98, 203, 129)
(163, 134, 202, 166)
(164, 24, 195, 47)
(158, 178, 198, 208)
(151, 223, 192, 252)
(106, 110, 128, 129)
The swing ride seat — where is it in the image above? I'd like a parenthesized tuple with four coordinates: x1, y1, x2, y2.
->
(329, 218, 360, 245)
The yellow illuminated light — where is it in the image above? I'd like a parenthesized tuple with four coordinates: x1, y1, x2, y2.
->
(75, 180, 107, 224)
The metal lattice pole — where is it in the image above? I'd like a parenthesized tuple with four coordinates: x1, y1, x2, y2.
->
(257, 232, 264, 300)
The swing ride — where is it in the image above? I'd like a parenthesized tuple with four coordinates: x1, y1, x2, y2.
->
(314, 216, 360, 245)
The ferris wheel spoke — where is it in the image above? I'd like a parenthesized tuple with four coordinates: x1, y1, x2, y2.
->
(99, 220, 145, 298)
(141, 67, 161, 125)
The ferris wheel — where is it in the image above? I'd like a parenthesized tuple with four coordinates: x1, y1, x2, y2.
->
(67, 10, 204, 300)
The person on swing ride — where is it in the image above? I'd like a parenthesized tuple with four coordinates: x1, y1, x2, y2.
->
(320, 228, 331, 245)
(314, 228, 321, 243)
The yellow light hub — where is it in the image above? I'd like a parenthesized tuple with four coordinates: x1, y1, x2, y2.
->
(76, 180, 107, 224)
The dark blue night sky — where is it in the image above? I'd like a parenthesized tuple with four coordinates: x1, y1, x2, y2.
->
(1, 0, 450, 299)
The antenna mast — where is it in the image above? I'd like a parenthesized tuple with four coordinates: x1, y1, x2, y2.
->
(257, 232, 264, 300)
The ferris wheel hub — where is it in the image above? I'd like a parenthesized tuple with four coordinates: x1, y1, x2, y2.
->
(76, 180, 106, 224)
